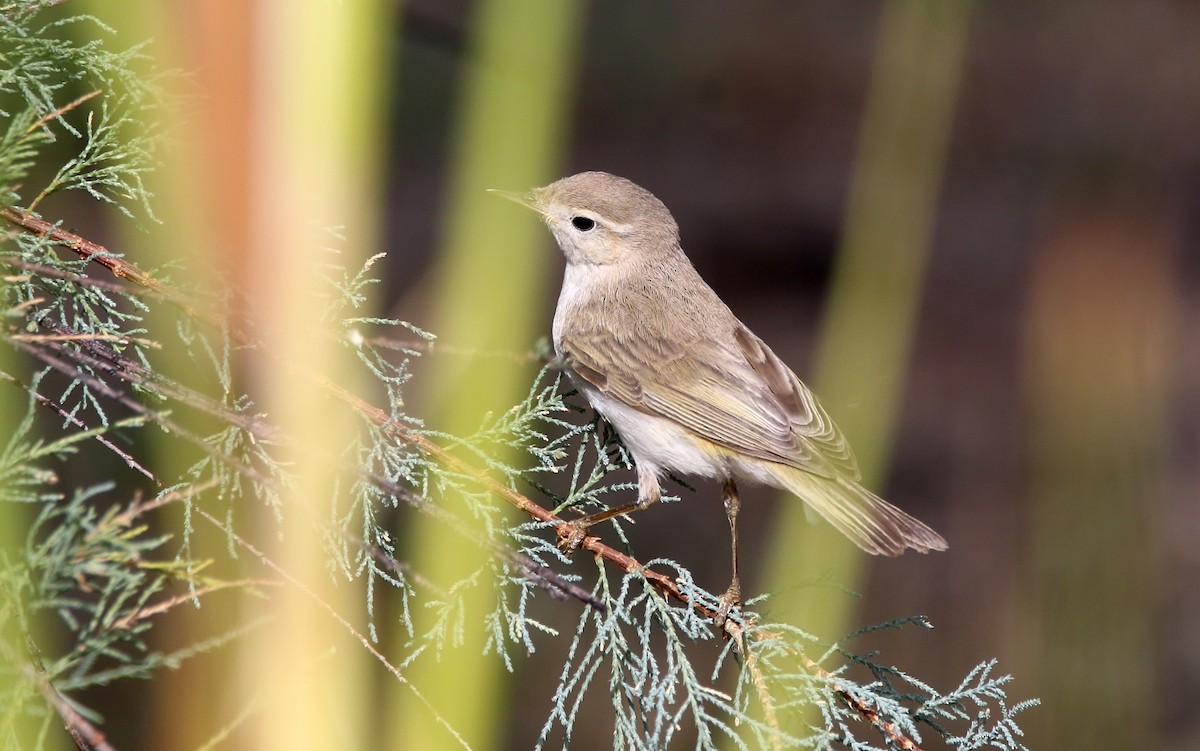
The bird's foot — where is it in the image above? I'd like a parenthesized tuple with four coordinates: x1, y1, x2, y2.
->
(555, 520, 590, 553)
(714, 580, 741, 628)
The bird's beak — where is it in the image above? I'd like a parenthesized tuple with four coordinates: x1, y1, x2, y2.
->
(487, 187, 542, 214)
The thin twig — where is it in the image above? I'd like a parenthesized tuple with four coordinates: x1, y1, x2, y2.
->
(109, 479, 220, 527)
(0, 368, 158, 484)
(5, 256, 151, 294)
(18, 644, 119, 751)
(8, 334, 281, 492)
(111, 579, 281, 631)
(737, 632, 783, 750)
(8, 332, 161, 348)
(25, 89, 102, 135)
(368, 334, 542, 363)
(2, 255, 226, 320)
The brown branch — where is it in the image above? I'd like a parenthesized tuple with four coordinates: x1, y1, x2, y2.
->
(4, 256, 150, 294)
(851, 698, 923, 751)
(15, 640, 119, 751)
(790, 645, 924, 751)
(0, 207, 221, 328)
(2, 205, 927, 748)
(3, 207, 159, 287)
(1, 205, 695, 612)
(41, 683, 115, 751)
(2, 255, 226, 324)
(309, 370, 691, 614)
(0, 623, 116, 748)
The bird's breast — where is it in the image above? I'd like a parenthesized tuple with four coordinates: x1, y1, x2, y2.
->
(578, 384, 729, 481)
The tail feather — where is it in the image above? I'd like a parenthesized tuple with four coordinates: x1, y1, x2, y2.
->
(772, 465, 947, 556)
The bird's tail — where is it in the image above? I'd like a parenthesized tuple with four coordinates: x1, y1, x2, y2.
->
(769, 464, 948, 556)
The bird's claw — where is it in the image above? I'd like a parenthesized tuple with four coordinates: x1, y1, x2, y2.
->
(714, 582, 741, 628)
(556, 520, 589, 553)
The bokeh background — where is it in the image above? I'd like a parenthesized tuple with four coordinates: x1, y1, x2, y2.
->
(50, 0, 1200, 749)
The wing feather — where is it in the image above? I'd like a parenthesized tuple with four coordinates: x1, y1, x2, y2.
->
(560, 324, 861, 480)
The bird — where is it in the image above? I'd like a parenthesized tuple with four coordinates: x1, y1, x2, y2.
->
(497, 171, 947, 612)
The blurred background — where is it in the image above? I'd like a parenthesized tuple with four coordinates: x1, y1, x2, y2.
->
(49, 0, 1200, 749)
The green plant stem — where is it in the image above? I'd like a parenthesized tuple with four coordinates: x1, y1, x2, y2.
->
(392, 2, 584, 749)
(757, 2, 972, 731)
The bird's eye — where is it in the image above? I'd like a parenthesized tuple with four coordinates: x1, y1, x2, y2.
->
(571, 216, 596, 231)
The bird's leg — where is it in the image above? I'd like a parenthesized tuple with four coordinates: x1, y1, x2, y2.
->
(557, 464, 661, 552)
(716, 478, 741, 625)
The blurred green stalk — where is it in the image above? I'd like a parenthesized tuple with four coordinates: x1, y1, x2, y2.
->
(239, 2, 391, 751)
(757, 0, 971, 719)
(391, 1, 582, 749)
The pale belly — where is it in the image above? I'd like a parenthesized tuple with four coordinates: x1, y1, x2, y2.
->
(574, 379, 783, 490)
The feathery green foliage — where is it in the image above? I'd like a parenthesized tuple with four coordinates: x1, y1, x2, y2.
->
(1, 2, 157, 219)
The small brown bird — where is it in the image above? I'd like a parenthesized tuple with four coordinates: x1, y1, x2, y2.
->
(499, 171, 946, 610)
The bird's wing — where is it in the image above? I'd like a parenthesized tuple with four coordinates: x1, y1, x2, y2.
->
(559, 324, 861, 480)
